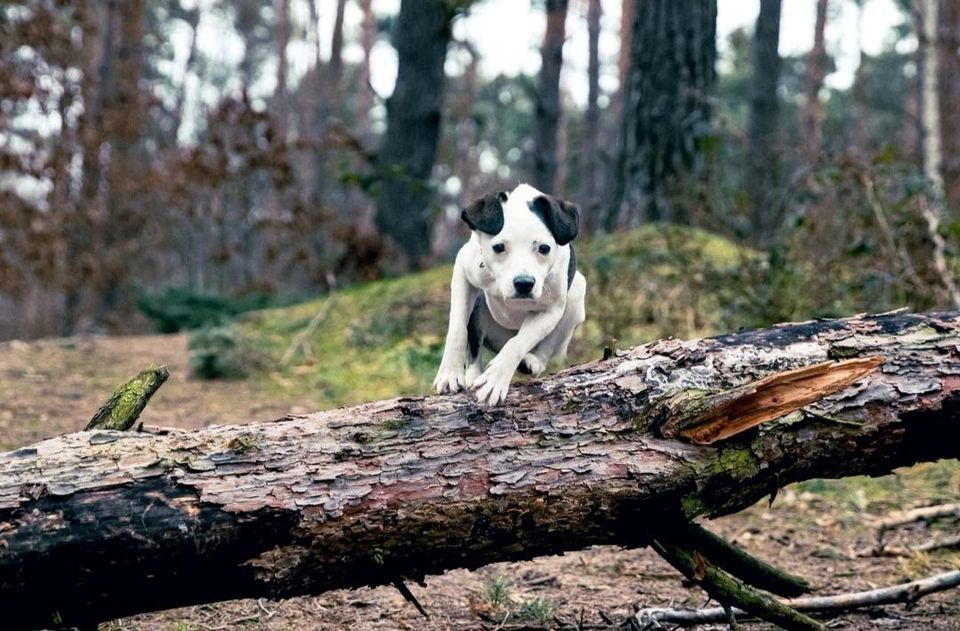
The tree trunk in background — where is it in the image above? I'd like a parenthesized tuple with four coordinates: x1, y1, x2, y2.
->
(97, 0, 146, 327)
(328, 0, 347, 104)
(580, 0, 602, 231)
(374, 0, 453, 269)
(173, 6, 200, 143)
(748, 0, 783, 247)
(273, 0, 291, 139)
(533, 0, 570, 193)
(607, 0, 717, 228)
(356, 0, 377, 145)
(938, 0, 960, 213)
(69, 0, 109, 335)
(802, 0, 828, 163)
(2, 312, 960, 629)
(851, 4, 871, 156)
(919, 0, 944, 192)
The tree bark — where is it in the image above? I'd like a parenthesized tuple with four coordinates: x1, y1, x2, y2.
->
(2, 312, 960, 629)
(748, 0, 784, 247)
(533, 0, 570, 193)
(802, 0, 829, 163)
(374, 0, 454, 270)
(607, 0, 717, 228)
(580, 0, 602, 232)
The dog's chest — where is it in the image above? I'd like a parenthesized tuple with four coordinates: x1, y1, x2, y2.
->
(483, 293, 534, 331)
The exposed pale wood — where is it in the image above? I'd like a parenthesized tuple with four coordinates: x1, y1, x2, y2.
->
(666, 357, 883, 444)
(2, 312, 960, 629)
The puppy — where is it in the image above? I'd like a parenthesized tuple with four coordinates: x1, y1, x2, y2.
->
(434, 183, 587, 406)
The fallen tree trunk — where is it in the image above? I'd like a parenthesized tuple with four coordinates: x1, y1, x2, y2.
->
(2, 312, 960, 629)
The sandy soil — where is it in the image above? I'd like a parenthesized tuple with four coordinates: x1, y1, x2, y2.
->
(1, 335, 958, 630)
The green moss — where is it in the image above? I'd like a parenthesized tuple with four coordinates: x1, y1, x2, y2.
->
(85, 365, 169, 431)
(228, 435, 258, 454)
(680, 494, 709, 518)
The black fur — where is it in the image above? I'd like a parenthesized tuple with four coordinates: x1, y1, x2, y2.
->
(528, 195, 580, 246)
(567, 244, 576, 289)
(461, 193, 506, 235)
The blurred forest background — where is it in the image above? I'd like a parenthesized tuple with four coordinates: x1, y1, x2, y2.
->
(3, 0, 960, 343)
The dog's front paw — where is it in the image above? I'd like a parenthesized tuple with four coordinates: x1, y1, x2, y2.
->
(433, 360, 467, 394)
(464, 362, 482, 388)
(519, 353, 545, 376)
(472, 362, 514, 406)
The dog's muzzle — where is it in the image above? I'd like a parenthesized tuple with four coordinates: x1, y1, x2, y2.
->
(512, 275, 536, 298)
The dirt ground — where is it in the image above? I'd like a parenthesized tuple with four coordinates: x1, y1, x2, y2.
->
(2, 335, 959, 630)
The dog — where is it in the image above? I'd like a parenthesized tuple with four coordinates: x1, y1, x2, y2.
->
(434, 183, 587, 406)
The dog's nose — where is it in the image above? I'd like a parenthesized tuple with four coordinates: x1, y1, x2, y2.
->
(513, 275, 536, 295)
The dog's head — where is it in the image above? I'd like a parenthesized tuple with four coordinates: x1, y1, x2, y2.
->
(462, 184, 580, 301)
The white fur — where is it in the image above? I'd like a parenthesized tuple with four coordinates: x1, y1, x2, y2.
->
(433, 184, 587, 406)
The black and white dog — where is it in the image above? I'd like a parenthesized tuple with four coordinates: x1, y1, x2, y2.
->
(434, 184, 587, 406)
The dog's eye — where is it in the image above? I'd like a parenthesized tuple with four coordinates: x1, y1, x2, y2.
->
(538, 244, 551, 255)
(492, 243, 506, 254)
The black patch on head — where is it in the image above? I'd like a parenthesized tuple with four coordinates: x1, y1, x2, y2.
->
(528, 195, 580, 246)
(461, 193, 505, 235)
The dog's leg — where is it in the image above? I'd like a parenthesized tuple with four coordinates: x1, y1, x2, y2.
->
(464, 296, 485, 388)
(472, 305, 565, 406)
(524, 272, 587, 373)
(434, 257, 479, 394)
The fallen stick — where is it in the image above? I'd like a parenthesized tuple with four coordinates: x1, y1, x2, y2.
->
(875, 503, 960, 533)
(635, 569, 960, 627)
(857, 533, 960, 558)
(649, 536, 822, 630)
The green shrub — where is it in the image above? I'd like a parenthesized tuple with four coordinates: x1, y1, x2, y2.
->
(187, 325, 255, 379)
(138, 286, 270, 333)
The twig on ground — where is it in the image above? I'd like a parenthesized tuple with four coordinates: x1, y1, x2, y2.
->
(874, 502, 960, 533)
(650, 537, 823, 630)
(635, 569, 960, 627)
(856, 533, 960, 557)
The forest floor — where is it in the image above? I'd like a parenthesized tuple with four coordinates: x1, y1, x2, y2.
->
(1, 333, 959, 631)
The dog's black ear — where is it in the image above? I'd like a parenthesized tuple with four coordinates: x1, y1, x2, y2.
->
(461, 193, 505, 235)
(529, 195, 580, 245)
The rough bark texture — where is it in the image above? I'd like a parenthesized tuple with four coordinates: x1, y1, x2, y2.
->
(607, 0, 717, 228)
(374, 0, 453, 269)
(748, 0, 783, 247)
(3, 312, 960, 629)
(801, 0, 829, 163)
(533, 0, 570, 193)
